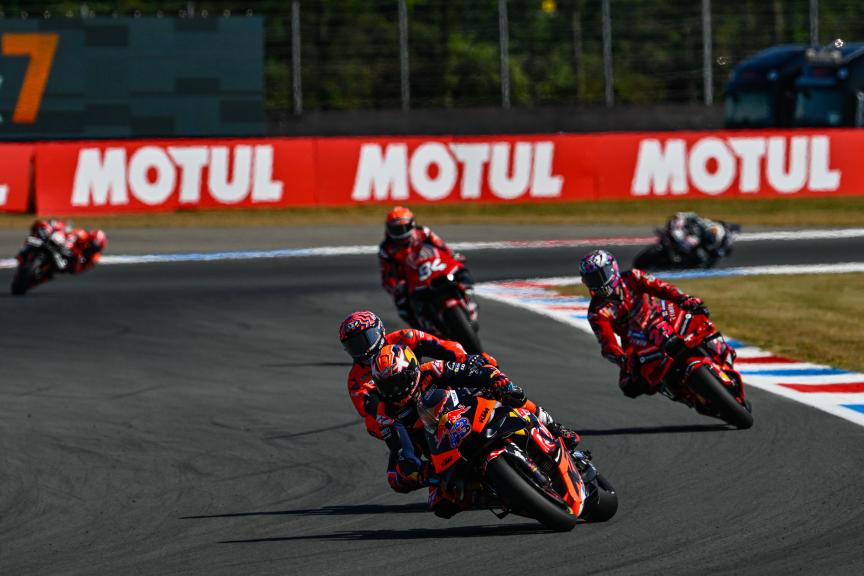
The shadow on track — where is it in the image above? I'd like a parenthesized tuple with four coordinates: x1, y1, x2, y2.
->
(579, 423, 730, 436)
(182, 502, 428, 520)
(218, 523, 552, 544)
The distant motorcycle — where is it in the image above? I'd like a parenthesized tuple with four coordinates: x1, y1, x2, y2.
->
(627, 304, 753, 429)
(404, 244, 482, 353)
(11, 230, 70, 295)
(633, 222, 740, 271)
(419, 386, 618, 531)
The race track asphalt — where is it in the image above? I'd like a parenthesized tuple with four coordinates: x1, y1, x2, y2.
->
(1, 235, 863, 575)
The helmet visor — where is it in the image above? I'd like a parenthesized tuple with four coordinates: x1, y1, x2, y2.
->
(376, 365, 420, 403)
(342, 326, 384, 360)
(386, 220, 413, 240)
(582, 264, 616, 292)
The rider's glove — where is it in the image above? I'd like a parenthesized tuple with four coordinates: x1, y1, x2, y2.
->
(679, 296, 709, 316)
(465, 352, 497, 373)
(489, 383, 526, 406)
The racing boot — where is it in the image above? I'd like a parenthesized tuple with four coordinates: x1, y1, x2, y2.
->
(547, 421, 581, 452)
(535, 406, 581, 451)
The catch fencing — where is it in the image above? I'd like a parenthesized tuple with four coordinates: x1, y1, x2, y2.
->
(2, 1, 863, 118)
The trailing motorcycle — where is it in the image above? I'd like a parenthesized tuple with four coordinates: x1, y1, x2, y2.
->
(628, 304, 753, 429)
(419, 386, 618, 531)
(11, 230, 70, 295)
(633, 221, 740, 271)
(404, 244, 482, 353)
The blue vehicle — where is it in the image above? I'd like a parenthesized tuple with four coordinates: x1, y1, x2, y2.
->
(724, 44, 808, 128)
(794, 42, 864, 127)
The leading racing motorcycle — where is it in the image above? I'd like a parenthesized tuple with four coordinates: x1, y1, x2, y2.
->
(11, 230, 70, 295)
(404, 244, 482, 353)
(628, 305, 753, 429)
(419, 386, 618, 531)
(633, 221, 740, 271)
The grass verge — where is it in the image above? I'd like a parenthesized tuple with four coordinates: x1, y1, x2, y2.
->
(2, 196, 864, 229)
(557, 273, 864, 373)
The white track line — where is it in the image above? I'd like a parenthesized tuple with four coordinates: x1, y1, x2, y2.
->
(1, 227, 863, 269)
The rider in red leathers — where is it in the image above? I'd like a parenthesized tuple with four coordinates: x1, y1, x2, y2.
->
(579, 249, 718, 398)
(29, 219, 107, 274)
(339, 310, 474, 439)
(339, 310, 493, 493)
(378, 206, 464, 326)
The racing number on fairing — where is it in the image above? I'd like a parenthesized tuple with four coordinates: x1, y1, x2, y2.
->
(417, 258, 447, 282)
(2, 33, 59, 124)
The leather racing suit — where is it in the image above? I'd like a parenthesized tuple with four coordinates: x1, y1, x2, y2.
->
(587, 268, 700, 397)
(379, 226, 459, 325)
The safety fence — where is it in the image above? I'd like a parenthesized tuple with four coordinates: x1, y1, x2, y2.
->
(1, 1, 863, 115)
(0, 128, 860, 215)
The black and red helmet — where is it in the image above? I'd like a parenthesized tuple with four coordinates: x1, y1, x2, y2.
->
(385, 206, 416, 241)
(339, 310, 386, 363)
(372, 344, 421, 406)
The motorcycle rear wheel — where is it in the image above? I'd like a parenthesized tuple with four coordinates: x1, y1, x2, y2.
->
(632, 244, 669, 271)
(485, 456, 578, 532)
(580, 474, 618, 523)
(688, 365, 754, 429)
(442, 305, 483, 354)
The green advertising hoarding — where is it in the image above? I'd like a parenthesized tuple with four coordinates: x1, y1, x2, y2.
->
(0, 16, 263, 139)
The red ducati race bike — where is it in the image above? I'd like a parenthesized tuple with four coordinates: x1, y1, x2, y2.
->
(11, 231, 69, 295)
(404, 244, 482, 353)
(628, 306, 753, 429)
(419, 387, 618, 531)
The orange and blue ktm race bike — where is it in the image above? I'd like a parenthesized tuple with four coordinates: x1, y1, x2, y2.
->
(629, 306, 753, 429)
(418, 386, 618, 532)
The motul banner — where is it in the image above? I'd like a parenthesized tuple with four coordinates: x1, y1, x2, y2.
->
(0, 144, 33, 213)
(28, 129, 864, 215)
(35, 139, 317, 215)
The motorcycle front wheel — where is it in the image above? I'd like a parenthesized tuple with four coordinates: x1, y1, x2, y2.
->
(688, 365, 754, 429)
(485, 456, 578, 532)
(10, 254, 44, 295)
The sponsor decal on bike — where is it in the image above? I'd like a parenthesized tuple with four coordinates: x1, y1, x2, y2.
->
(448, 417, 471, 448)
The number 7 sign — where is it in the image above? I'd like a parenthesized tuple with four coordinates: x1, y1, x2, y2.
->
(2, 33, 58, 124)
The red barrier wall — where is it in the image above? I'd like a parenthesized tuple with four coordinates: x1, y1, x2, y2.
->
(11, 129, 864, 215)
(0, 144, 33, 213)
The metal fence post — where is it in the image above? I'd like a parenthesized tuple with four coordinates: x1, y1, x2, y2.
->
(398, 0, 410, 111)
(602, 0, 613, 107)
(809, 0, 819, 46)
(498, 0, 511, 109)
(291, 1, 303, 115)
(702, 0, 713, 105)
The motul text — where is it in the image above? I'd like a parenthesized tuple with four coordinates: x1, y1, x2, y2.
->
(71, 145, 285, 207)
(631, 135, 841, 196)
(351, 142, 563, 201)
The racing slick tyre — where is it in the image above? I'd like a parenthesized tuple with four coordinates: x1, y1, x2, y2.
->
(632, 245, 669, 271)
(688, 365, 754, 430)
(580, 474, 618, 523)
(486, 456, 578, 532)
(443, 305, 483, 354)
(10, 255, 42, 296)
